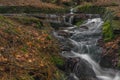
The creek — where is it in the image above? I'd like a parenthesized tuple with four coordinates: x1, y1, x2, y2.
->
(53, 16, 120, 80)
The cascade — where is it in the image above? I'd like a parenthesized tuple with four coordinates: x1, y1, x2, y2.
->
(53, 17, 120, 80)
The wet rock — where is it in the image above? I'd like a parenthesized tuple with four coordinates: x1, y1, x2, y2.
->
(67, 73, 79, 80)
(67, 76, 77, 80)
(60, 45, 72, 51)
(100, 56, 113, 68)
(97, 38, 104, 47)
(60, 39, 75, 51)
(65, 57, 99, 80)
(80, 25, 89, 30)
(57, 31, 73, 37)
(114, 30, 120, 34)
(65, 58, 80, 72)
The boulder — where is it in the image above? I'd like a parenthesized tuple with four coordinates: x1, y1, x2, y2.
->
(65, 57, 99, 80)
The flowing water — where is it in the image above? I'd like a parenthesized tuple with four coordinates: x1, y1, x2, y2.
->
(53, 17, 120, 80)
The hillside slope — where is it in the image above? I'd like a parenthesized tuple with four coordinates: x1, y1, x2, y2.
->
(0, 16, 64, 80)
(0, 0, 62, 9)
(94, 0, 120, 17)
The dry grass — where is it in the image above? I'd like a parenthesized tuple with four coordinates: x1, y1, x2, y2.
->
(94, 0, 120, 5)
(0, 16, 62, 80)
(0, 0, 62, 9)
(93, 0, 120, 17)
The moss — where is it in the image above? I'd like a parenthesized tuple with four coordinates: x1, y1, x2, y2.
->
(46, 35, 52, 40)
(21, 45, 28, 53)
(51, 56, 65, 67)
(75, 19, 84, 26)
(36, 21, 43, 29)
(102, 21, 114, 42)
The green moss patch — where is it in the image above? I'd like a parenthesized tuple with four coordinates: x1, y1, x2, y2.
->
(102, 21, 114, 42)
(75, 19, 84, 26)
(51, 56, 65, 67)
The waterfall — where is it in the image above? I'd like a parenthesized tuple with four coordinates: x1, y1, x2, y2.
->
(54, 18, 120, 80)
(69, 16, 74, 24)
(62, 7, 74, 25)
(70, 8, 74, 14)
(62, 15, 74, 25)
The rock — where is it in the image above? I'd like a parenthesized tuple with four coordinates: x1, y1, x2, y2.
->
(60, 39, 76, 51)
(57, 31, 73, 37)
(67, 73, 79, 80)
(114, 30, 120, 34)
(65, 57, 99, 80)
(80, 25, 89, 30)
(60, 45, 72, 51)
(100, 55, 113, 68)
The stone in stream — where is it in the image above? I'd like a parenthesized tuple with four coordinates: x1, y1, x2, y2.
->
(60, 40, 74, 51)
(80, 25, 89, 30)
(57, 31, 73, 37)
(65, 57, 99, 80)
